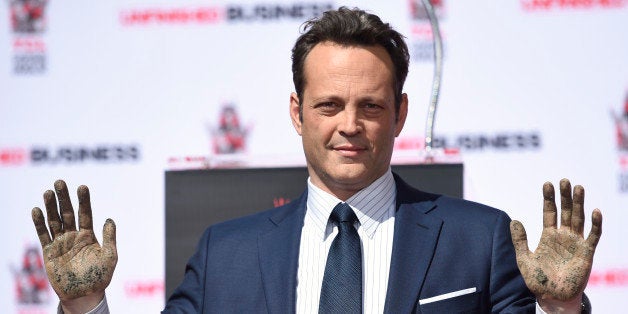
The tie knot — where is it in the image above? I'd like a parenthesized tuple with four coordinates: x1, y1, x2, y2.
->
(330, 202, 358, 225)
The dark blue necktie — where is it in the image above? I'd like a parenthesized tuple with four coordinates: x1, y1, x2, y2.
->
(319, 202, 362, 314)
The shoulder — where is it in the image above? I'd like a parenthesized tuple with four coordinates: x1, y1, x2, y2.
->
(433, 194, 509, 222)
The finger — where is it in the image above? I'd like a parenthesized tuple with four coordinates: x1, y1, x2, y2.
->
(31, 207, 52, 247)
(43, 189, 63, 238)
(572, 185, 585, 236)
(102, 219, 118, 260)
(542, 182, 557, 229)
(559, 179, 573, 229)
(77, 185, 94, 231)
(55, 179, 76, 232)
(585, 209, 603, 248)
(510, 220, 531, 261)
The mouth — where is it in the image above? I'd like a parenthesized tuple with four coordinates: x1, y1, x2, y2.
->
(332, 144, 367, 157)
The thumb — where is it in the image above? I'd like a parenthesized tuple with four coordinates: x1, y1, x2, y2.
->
(510, 220, 531, 261)
(102, 218, 118, 261)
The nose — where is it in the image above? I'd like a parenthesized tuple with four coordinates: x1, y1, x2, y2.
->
(338, 108, 361, 137)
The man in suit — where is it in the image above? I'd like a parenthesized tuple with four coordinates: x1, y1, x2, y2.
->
(32, 7, 602, 314)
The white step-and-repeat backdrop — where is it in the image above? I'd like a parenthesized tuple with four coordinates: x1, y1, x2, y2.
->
(1, 0, 627, 312)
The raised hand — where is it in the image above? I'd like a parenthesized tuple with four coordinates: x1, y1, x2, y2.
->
(31, 180, 117, 310)
(510, 179, 602, 312)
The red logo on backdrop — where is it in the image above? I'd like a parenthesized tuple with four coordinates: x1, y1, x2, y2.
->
(10, 0, 47, 33)
(167, 103, 253, 169)
(521, 0, 626, 11)
(9, 0, 48, 75)
(211, 104, 251, 154)
(11, 245, 51, 307)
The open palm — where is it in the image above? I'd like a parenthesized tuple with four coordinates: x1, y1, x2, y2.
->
(510, 179, 602, 303)
(31, 180, 117, 301)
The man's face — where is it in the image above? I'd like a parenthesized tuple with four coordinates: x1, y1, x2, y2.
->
(290, 41, 408, 200)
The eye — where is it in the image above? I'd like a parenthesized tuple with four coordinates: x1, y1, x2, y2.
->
(316, 102, 336, 108)
(313, 102, 341, 114)
(362, 103, 384, 113)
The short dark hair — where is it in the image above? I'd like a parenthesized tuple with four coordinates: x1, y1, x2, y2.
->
(291, 7, 410, 119)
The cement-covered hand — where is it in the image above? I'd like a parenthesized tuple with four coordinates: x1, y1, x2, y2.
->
(31, 180, 117, 313)
(511, 179, 602, 313)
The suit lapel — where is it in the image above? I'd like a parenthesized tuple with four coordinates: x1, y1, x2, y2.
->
(256, 176, 444, 313)
(384, 176, 443, 313)
(257, 192, 307, 314)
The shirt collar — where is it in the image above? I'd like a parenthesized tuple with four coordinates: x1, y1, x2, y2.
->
(306, 169, 396, 240)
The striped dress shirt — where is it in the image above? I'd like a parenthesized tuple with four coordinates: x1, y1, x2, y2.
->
(296, 170, 396, 314)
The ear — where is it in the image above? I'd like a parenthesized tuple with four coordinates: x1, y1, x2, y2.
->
(290, 92, 303, 136)
(394, 93, 408, 137)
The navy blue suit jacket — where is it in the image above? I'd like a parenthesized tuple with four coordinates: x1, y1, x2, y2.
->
(163, 174, 535, 313)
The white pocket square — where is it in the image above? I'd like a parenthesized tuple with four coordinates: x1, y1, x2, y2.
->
(418, 287, 477, 305)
